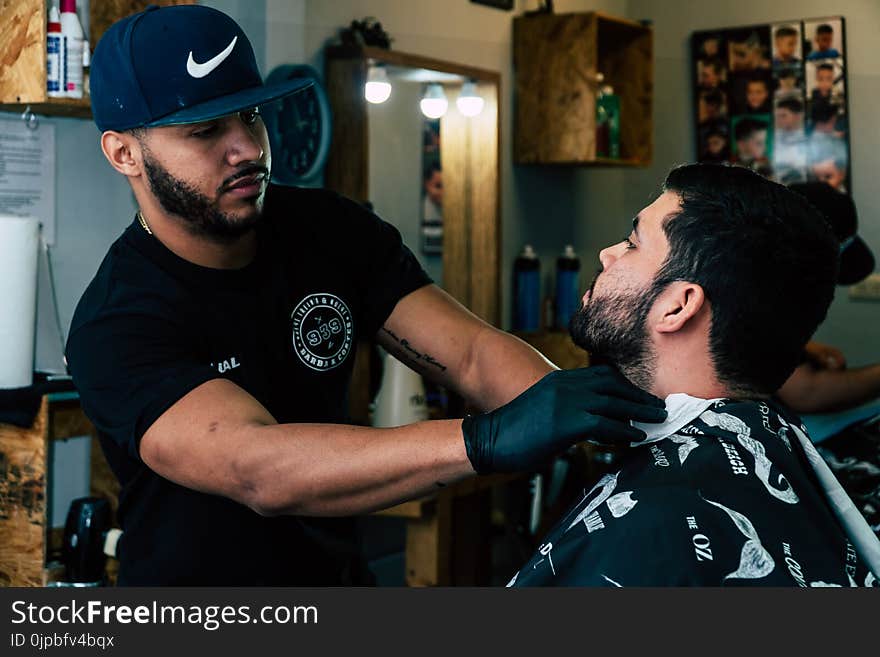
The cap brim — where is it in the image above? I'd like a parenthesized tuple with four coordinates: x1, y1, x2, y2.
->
(839, 235, 875, 285)
(145, 77, 313, 128)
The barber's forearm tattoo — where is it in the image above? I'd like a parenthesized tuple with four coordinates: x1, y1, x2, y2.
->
(381, 328, 448, 372)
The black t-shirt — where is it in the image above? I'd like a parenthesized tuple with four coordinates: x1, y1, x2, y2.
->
(509, 399, 876, 587)
(65, 184, 431, 585)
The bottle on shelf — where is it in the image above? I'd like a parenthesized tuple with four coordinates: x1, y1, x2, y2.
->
(595, 84, 620, 158)
(513, 245, 541, 332)
(555, 245, 580, 330)
(60, 0, 85, 99)
(47, 5, 63, 98)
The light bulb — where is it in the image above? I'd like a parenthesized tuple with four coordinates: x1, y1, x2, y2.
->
(420, 83, 448, 119)
(365, 66, 392, 104)
(456, 81, 484, 117)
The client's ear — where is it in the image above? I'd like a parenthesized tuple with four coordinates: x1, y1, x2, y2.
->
(653, 282, 706, 334)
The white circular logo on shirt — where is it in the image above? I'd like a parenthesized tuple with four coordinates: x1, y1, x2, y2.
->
(290, 293, 353, 371)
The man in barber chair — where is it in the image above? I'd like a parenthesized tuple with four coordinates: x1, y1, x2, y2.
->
(508, 164, 880, 586)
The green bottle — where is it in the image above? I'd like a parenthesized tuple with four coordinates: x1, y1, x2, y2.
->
(596, 85, 620, 159)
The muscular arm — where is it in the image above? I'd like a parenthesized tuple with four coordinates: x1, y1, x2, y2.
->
(140, 378, 474, 517)
(139, 286, 656, 519)
(377, 284, 555, 411)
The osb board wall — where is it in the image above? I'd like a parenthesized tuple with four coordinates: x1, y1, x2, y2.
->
(514, 13, 598, 164)
(514, 12, 652, 165)
(0, 397, 49, 587)
(0, 0, 47, 104)
(597, 17, 653, 163)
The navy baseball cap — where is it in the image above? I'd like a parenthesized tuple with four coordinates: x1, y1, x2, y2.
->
(90, 4, 312, 132)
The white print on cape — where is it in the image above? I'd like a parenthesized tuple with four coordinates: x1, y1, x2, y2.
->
(565, 473, 638, 534)
(602, 574, 623, 587)
(533, 542, 557, 575)
(668, 433, 701, 465)
(701, 494, 775, 581)
(607, 492, 638, 518)
(773, 414, 794, 451)
(506, 571, 518, 587)
(812, 576, 859, 587)
(700, 410, 799, 504)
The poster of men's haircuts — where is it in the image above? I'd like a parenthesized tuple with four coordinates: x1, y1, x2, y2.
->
(692, 17, 850, 193)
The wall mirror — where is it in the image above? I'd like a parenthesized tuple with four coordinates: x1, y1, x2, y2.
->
(324, 46, 501, 326)
(323, 48, 504, 586)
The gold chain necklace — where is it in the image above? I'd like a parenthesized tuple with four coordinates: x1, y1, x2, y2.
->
(136, 211, 153, 236)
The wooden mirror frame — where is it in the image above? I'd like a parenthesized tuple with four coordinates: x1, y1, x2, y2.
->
(324, 46, 502, 326)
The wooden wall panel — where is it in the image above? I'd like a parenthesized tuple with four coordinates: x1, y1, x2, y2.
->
(514, 12, 652, 166)
(0, 0, 46, 104)
(404, 494, 452, 586)
(514, 13, 598, 164)
(0, 397, 48, 587)
(467, 84, 500, 325)
(598, 17, 653, 164)
(441, 103, 471, 309)
(324, 57, 369, 203)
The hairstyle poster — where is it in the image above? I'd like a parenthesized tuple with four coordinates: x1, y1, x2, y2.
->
(692, 16, 850, 193)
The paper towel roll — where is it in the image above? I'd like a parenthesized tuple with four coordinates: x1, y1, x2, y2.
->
(373, 352, 429, 428)
(0, 215, 40, 388)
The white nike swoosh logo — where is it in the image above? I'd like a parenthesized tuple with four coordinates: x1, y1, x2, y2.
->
(186, 36, 238, 79)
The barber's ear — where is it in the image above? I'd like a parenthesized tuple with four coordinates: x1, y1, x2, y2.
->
(100, 131, 142, 178)
(654, 282, 706, 334)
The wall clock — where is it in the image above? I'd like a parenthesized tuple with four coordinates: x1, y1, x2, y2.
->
(262, 65, 333, 185)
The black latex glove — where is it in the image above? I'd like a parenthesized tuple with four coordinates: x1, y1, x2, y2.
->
(461, 365, 667, 474)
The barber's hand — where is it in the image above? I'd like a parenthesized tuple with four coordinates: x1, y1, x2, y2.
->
(461, 365, 667, 474)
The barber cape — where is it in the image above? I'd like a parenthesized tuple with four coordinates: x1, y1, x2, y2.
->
(508, 395, 880, 587)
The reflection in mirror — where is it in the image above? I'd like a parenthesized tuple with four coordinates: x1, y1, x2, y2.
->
(367, 66, 478, 286)
(325, 47, 500, 429)
(325, 47, 500, 325)
(367, 65, 446, 285)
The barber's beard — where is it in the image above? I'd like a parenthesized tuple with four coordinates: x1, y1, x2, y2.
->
(142, 152, 263, 244)
(569, 279, 659, 390)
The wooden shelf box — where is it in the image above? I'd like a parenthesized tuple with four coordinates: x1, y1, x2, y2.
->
(513, 11, 653, 166)
(0, 0, 188, 119)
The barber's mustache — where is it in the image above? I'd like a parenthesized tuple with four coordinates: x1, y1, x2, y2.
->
(220, 165, 270, 191)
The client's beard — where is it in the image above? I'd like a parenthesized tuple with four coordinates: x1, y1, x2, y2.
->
(569, 281, 659, 390)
